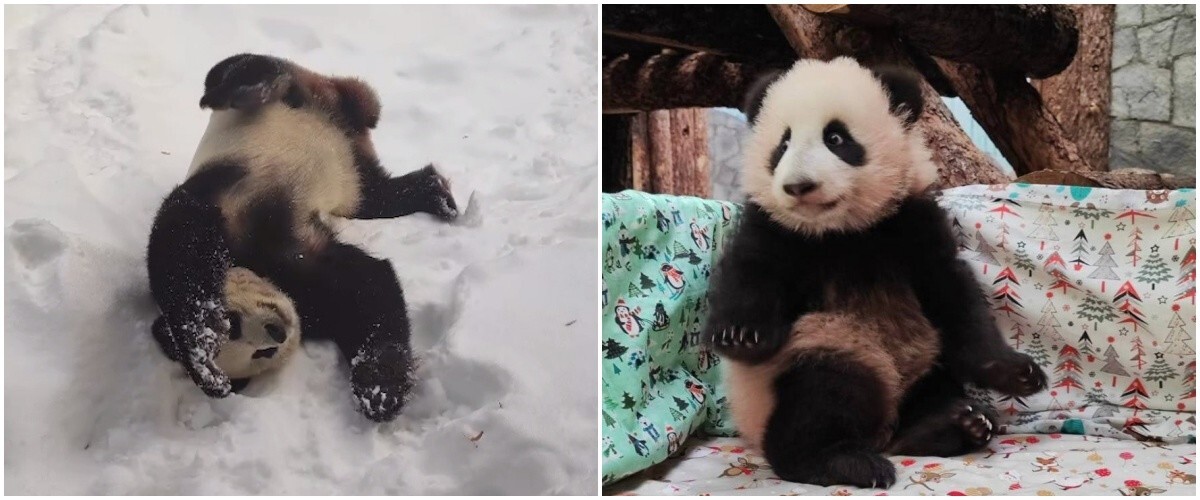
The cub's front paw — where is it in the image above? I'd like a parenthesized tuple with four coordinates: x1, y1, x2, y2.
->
(978, 351, 1048, 397)
(416, 165, 458, 221)
(706, 324, 784, 363)
(349, 340, 415, 422)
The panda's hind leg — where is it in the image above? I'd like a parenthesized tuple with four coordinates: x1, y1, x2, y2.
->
(764, 350, 897, 488)
(887, 367, 996, 457)
(280, 241, 415, 422)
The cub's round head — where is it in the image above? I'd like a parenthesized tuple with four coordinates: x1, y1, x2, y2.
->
(740, 57, 938, 235)
(215, 267, 301, 380)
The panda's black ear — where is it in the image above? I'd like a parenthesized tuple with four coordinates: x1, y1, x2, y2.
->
(871, 66, 924, 128)
(741, 69, 785, 125)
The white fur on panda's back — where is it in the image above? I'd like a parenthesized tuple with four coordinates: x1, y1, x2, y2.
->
(189, 104, 362, 220)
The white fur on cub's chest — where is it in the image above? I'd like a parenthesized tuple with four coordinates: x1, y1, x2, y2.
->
(188, 104, 362, 221)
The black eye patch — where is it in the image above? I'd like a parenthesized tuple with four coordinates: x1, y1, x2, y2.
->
(768, 128, 790, 173)
(823, 120, 865, 167)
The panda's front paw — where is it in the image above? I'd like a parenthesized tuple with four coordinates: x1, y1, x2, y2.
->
(200, 54, 293, 111)
(416, 164, 458, 221)
(157, 308, 233, 398)
(349, 338, 415, 422)
(978, 351, 1048, 397)
(706, 324, 784, 364)
(353, 383, 406, 422)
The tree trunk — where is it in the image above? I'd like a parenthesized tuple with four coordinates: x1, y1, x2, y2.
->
(805, 4, 1079, 78)
(603, 50, 766, 112)
(934, 59, 1095, 175)
(1031, 5, 1114, 171)
(768, 5, 1012, 187)
(667, 108, 710, 198)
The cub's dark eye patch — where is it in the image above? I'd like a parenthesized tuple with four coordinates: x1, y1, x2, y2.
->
(768, 128, 791, 173)
(823, 120, 865, 167)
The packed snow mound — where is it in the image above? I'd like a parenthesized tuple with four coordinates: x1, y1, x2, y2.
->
(5, 4, 598, 494)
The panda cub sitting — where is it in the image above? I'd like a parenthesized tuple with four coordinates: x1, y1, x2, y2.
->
(148, 54, 458, 422)
(704, 58, 1048, 488)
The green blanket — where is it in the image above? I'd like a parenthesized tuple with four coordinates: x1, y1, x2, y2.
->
(600, 191, 741, 484)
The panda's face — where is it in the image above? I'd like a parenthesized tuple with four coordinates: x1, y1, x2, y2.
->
(741, 58, 937, 235)
(216, 268, 301, 380)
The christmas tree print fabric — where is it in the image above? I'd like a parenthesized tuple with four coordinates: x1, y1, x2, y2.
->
(601, 184, 1196, 485)
(941, 184, 1195, 443)
(601, 191, 741, 484)
(606, 434, 1196, 495)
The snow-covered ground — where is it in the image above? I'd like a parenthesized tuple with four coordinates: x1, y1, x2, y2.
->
(4, 5, 598, 494)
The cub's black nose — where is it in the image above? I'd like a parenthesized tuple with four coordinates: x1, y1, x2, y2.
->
(784, 181, 819, 197)
(265, 323, 287, 343)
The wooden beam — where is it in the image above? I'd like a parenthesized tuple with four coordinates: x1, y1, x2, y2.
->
(768, 5, 1012, 188)
(602, 5, 795, 64)
(647, 110, 675, 194)
(603, 50, 767, 113)
(807, 4, 1079, 78)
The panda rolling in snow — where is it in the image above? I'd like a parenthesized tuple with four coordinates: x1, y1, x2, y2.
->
(703, 58, 1048, 488)
(147, 54, 458, 422)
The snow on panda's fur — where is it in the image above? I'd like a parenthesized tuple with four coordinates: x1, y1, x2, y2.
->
(703, 58, 1048, 488)
(147, 54, 458, 422)
(214, 268, 301, 381)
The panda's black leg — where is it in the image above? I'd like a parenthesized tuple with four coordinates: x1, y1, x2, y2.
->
(146, 167, 246, 398)
(887, 367, 996, 457)
(763, 351, 897, 488)
(354, 164, 459, 222)
(280, 241, 415, 422)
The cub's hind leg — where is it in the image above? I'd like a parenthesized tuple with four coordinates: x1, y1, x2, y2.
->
(273, 241, 415, 422)
(888, 367, 996, 457)
(764, 349, 899, 488)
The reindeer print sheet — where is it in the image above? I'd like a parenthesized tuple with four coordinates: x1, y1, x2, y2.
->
(605, 435, 1196, 496)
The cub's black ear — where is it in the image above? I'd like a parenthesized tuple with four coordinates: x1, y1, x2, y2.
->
(741, 69, 784, 125)
(871, 66, 924, 128)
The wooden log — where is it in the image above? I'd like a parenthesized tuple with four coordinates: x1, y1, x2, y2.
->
(692, 109, 713, 198)
(629, 112, 652, 191)
(768, 5, 1012, 188)
(1031, 5, 1115, 171)
(670, 108, 698, 196)
(647, 110, 675, 194)
(1017, 169, 1195, 190)
(804, 4, 1079, 78)
(934, 59, 1096, 175)
(603, 50, 767, 113)
(602, 5, 795, 64)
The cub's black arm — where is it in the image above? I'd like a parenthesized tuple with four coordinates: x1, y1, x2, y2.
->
(703, 208, 810, 364)
(146, 169, 243, 398)
(354, 164, 459, 221)
(907, 199, 1047, 397)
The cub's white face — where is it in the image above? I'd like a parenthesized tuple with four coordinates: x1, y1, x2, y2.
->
(216, 267, 301, 379)
(741, 58, 937, 235)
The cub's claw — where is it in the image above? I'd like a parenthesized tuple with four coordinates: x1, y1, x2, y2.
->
(978, 351, 1048, 397)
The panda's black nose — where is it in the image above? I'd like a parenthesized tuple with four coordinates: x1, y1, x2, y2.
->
(784, 181, 819, 197)
(265, 323, 287, 343)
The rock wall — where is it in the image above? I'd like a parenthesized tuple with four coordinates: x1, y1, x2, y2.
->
(1110, 4, 1195, 175)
